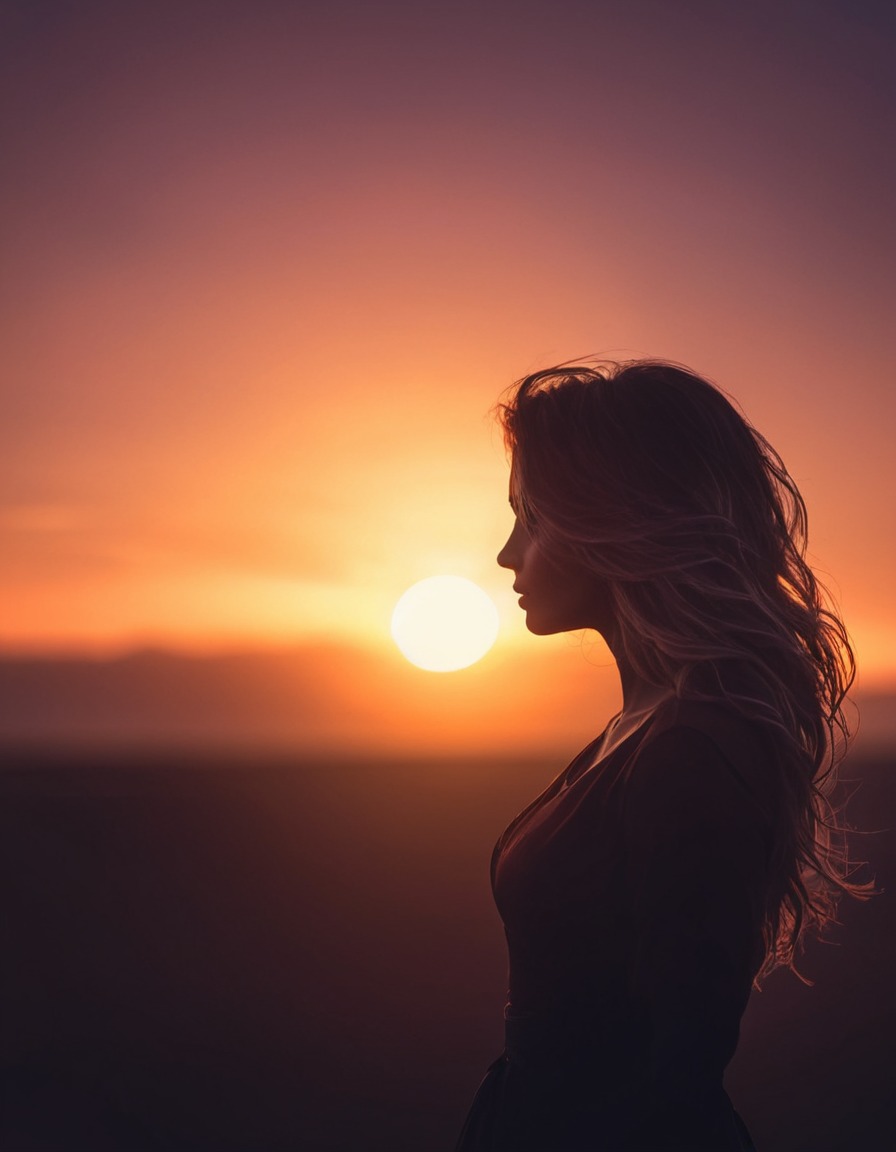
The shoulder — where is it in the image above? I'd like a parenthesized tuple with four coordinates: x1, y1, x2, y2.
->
(621, 699, 777, 835)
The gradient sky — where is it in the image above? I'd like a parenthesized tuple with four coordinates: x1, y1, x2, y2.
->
(3, 0, 895, 689)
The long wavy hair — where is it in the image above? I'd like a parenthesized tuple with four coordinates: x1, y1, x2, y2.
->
(500, 359, 868, 980)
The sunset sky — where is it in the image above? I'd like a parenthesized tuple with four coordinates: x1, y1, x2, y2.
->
(3, 0, 895, 700)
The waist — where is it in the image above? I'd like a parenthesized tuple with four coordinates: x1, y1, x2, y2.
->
(502, 1010, 641, 1077)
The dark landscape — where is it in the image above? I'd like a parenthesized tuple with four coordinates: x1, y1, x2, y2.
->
(1, 746, 893, 1151)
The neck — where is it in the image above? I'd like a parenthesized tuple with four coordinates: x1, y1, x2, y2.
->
(610, 639, 672, 717)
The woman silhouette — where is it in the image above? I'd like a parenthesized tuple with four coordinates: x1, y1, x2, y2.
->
(456, 362, 865, 1151)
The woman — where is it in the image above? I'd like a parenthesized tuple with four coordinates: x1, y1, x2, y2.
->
(456, 361, 866, 1151)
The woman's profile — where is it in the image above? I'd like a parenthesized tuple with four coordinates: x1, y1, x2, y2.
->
(456, 361, 868, 1151)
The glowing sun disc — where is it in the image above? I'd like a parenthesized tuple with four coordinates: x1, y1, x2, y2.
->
(391, 576, 500, 672)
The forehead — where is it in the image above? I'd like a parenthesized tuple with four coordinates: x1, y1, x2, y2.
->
(508, 458, 523, 506)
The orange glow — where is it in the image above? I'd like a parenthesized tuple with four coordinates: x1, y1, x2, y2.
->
(2, 0, 894, 728)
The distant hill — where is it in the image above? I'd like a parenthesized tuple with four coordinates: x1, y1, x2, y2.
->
(0, 643, 621, 757)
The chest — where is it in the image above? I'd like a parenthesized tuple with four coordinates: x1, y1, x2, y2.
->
(492, 755, 632, 935)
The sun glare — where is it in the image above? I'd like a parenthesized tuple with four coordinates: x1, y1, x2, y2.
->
(391, 576, 500, 672)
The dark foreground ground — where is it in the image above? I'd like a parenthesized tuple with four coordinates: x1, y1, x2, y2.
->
(0, 747, 892, 1151)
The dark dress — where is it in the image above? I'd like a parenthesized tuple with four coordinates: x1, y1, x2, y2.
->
(457, 699, 772, 1151)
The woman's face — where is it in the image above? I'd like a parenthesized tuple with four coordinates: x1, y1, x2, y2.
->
(497, 514, 612, 637)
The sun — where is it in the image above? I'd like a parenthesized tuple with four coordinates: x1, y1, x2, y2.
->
(391, 576, 500, 672)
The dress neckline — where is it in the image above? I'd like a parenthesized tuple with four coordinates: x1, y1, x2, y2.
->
(562, 705, 665, 789)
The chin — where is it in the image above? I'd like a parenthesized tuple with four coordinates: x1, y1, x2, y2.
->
(524, 613, 566, 636)
(524, 608, 604, 638)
